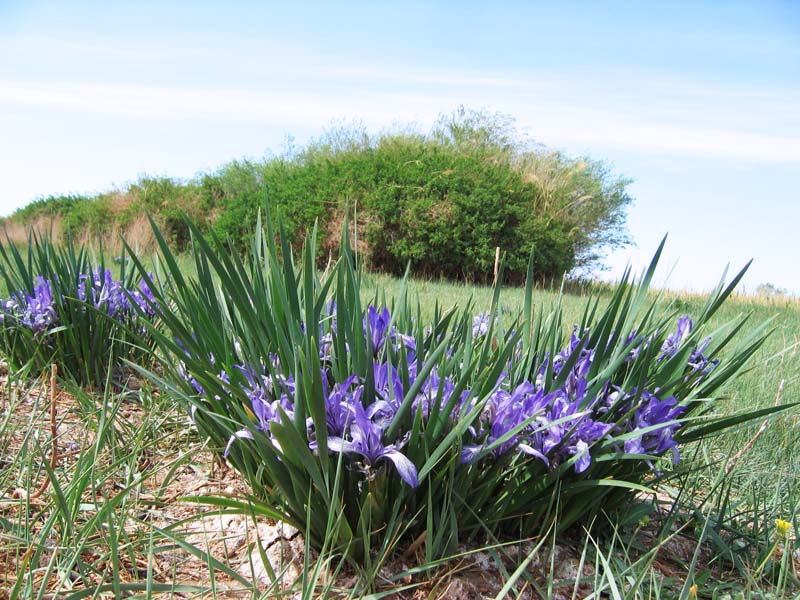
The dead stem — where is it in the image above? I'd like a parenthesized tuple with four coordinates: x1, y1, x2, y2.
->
(28, 364, 59, 500)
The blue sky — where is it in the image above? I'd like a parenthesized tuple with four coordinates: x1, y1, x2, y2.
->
(1, 1, 798, 293)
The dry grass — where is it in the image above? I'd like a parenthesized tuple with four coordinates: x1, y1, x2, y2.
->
(2, 199, 159, 255)
(3, 215, 65, 246)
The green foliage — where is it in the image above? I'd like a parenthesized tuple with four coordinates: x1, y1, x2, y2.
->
(7, 195, 91, 223)
(126, 175, 206, 249)
(358, 131, 537, 280)
(518, 149, 633, 271)
(204, 159, 280, 248)
(131, 211, 781, 567)
(204, 111, 630, 282)
(0, 229, 796, 595)
(0, 362, 237, 599)
(61, 194, 114, 238)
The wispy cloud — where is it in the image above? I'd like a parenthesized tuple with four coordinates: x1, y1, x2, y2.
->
(0, 80, 427, 125)
(515, 108, 800, 164)
(2, 77, 799, 165)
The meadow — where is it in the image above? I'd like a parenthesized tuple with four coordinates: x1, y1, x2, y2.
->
(0, 227, 798, 600)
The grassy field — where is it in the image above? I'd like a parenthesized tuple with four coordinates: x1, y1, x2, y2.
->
(1, 257, 798, 599)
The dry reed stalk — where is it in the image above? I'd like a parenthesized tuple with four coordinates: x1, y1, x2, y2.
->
(29, 364, 59, 500)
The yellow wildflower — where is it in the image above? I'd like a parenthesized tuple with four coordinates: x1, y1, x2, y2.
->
(688, 583, 698, 599)
(776, 518, 792, 537)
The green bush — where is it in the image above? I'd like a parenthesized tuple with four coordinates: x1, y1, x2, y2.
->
(362, 140, 536, 280)
(518, 150, 633, 271)
(127, 176, 206, 250)
(10, 194, 91, 223)
(205, 160, 273, 249)
(220, 112, 629, 283)
(61, 194, 114, 239)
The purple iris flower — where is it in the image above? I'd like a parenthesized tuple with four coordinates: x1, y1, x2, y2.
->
(317, 301, 338, 358)
(237, 364, 275, 430)
(687, 337, 719, 375)
(564, 351, 593, 398)
(0, 276, 60, 333)
(373, 362, 405, 405)
(181, 365, 206, 395)
(363, 305, 416, 357)
(623, 391, 685, 464)
(236, 363, 295, 430)
(199, 311, 710, 485)
(472, 313, 491, 337)
(365, 306, 392, 353)
(322, 374, 361, 436)
(319, 332, 335, 359)
(81, 268, 129, 318)
(19, 276, 58, 333)
(462, 382, 549, 463)
(553, 327, 588, 375)
(660, 316, 693, 359)
(222, 361, 295, 458)
(77, 275, 88, 303)
(535, 327, 592, 389)
(564, 418, 613, 473)
(75, 267, 157, 322)
(369, 362, 405, 427)
(131, 277, 158, 317)
(462, 348, 611, 473)
(532, 390, 576, 457)
(658, 316, 720, 378)
(412, 366, 457, 421)
(524, 388, 612, 473)
(223, 429, 255, 458)
(2, 268, 152, 334)
(498, 383, 549, 452)
(327, 401, 419, 488)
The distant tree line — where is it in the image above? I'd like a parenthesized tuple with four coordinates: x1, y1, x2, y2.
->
(2, 109, 633, 283)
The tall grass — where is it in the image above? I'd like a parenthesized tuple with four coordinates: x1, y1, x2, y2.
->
(0, 366, 210, 597)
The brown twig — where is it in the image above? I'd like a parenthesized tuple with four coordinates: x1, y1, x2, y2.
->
(29, 364, 59, 500)
(402, 530, 427, 559)
(726, 378, 784, 474)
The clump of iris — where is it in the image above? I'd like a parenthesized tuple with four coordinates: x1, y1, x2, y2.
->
(183, 306, 717, 488)
(0, 267, 157, 333)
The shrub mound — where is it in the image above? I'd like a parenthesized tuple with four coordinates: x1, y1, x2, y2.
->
(3, 109, 632, 283)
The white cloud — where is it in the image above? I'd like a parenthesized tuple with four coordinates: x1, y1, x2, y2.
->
(0, 80, 421, 123)
(516, 110, 800, 164)
(3, 77, 798, 165)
